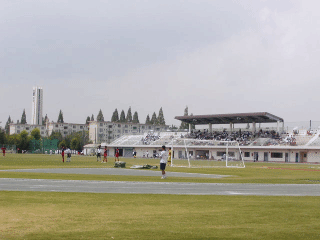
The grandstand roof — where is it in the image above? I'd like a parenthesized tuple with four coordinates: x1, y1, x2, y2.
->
(175, 112, 284, 125)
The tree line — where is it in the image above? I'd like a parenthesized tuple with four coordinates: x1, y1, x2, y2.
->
(0, 127, 91, 152)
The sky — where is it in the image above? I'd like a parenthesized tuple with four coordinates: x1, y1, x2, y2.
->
(1, 0, 320, 128)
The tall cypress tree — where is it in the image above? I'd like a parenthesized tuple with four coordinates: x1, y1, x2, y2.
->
(86, 116, 91, 124)
(180, 106, 189, 129)
(132, 111, 139, 123)
(20, 109, 27, 124)
(150, 112, 157, 125)
(57, 110, 64, 123)
(126, 107, 132, 123)
(91, 114, 94, 121)
(111, 109, 119, 122)
(5, 116, 12, 134)
(43, 114, 49, 125)
(120, 110, 126, 123)
(145, 114, 151, 124)
(157, 107, 165, 125)
(97, 109, 104, 122)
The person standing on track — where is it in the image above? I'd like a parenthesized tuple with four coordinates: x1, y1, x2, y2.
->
(159, 145, 168, 179)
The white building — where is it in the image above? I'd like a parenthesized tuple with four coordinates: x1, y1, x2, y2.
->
(9, 124, 47, 137)
(89, 121, 169, 144)
(47, 122, 89, 138)
(31, 86, 43, 125)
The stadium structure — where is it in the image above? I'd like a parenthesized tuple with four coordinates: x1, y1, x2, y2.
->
(85, 112, 320, 164)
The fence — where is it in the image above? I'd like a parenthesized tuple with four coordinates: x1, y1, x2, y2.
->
(29, 139, 59, 154)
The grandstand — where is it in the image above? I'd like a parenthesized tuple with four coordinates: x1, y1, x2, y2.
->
(100, 112, 320, 164)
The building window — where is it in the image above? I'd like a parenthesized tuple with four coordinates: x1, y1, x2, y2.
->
(17, 126, 20, 129)
(108, 125, 113, 128)
(271, 152, 283, 158)
(55, 125, 58, 128)
(244, 152, 250, 158)
(41, 127, 44, 130)
(80, 126, 83, 129)
(73, 126, 76, 129)
(17, 130, 20, 133)
(100, 123, 103, 127)
(133, 127, 137, 130)
(26, 127, 29, 130)
(64, 131, 68, 135)
(125, 125, 128, 128)
(41, 131, 44, 135)
(64, 126, 68, 130)
(142, 126, 145, 129)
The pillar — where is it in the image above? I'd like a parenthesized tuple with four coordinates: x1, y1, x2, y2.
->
(209, 123, 212, 133)
(230, 123, 233, 132)
(252, 122, 256, 132)
(189, 123, 191, 133)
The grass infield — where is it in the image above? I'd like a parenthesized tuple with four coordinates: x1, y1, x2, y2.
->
(1, 192, 320, 240)
(1, 153, 320, 239)
(1, 153, 320, 184)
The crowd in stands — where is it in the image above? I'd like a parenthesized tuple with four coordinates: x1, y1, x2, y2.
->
(141, 132, 161, 145)
(182, 129, 282, 146)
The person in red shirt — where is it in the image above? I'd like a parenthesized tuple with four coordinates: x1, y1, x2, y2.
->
(103, 146, 108, 163)
(61, 148, 65, 163)
(115, 148, 119, 162)
(1, 147, 6, 157)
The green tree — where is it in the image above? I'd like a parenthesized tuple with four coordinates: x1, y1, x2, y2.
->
(5, 116, 13, 134)
(49, 131, 63, 142)
(43, 114, 48, 125)
(145, 114, 151, 124)
(91, 114, 94, 121)
(18, 130, 30, 151)
(97, 109, 104, 122)
(59, 140, 68, 149)
(120, 110, 126, 123)
(157, 107, 166, 125)
(111, 109, 119, 122)
(70, 137, 81, 150)
(126, 107, 132, 123)
(0, 129, 7, 145)
(132, 111, 139, 123)
(150, 112, 157, 125)
(86, 116, 91, 124)
(179, 106, 189, 129)
(6, 134, 19, 146)
(21, 109, 27, 124)
(31, 128, 41, 140)
(57, 110, 64, 123)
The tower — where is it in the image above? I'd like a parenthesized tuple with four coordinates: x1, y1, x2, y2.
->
(31, 86, 43, 125)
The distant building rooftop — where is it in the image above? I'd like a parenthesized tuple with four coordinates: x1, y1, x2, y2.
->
(175, 112, 284, 125)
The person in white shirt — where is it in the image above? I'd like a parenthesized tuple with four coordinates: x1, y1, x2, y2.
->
(96, 146, 102, 162)
(65, 148, 71, 162)
(159, 145, 168, 179)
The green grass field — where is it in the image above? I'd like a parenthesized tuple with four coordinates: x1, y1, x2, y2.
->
(1, 153, 320, 239)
